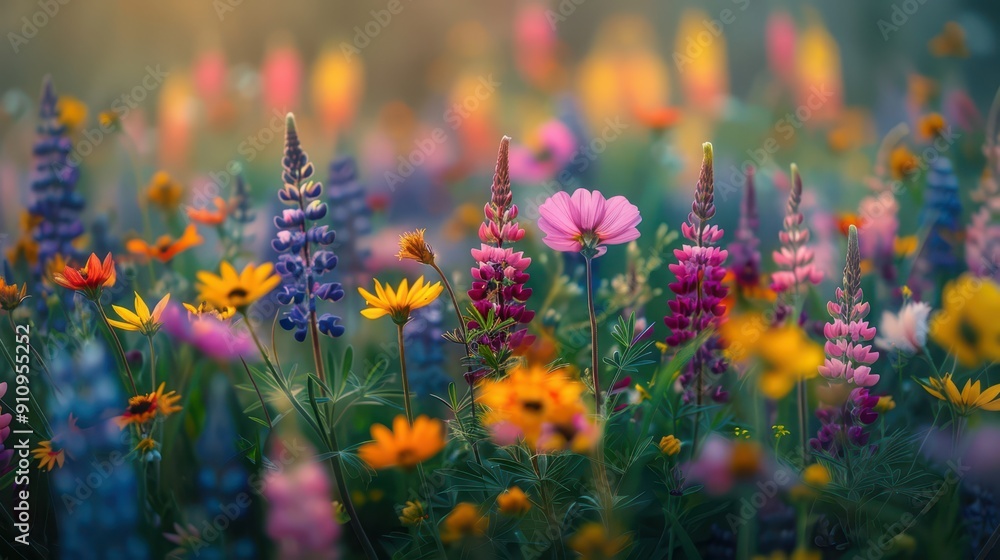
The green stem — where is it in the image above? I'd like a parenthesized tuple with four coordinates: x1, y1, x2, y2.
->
(430, 262, 482, 466)
(147, 335, 157, 391)
(531, 454, 565, 559)
(797, 378, 808, 465)
(397, 323, 414, 426)
(584, 256, 614, 522)
(584, 256, 601, 409)
(252, 314, 377, 560)
(97, 304, 138, 396)
(416, 462, 449, 558)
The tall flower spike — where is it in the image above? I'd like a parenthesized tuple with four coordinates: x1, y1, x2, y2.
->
(468, 137, 535, 358)
(910, 156, 963, 296)
(50, 343, 148, 559)
(327, 156, 372, 279)
(771, 164, 823, 299)
(728, 166, 761, 288)
(29, 76, 85, 274)
(664, 143, 730, 403)
(273, 114, 346, 342)
(812, 225, 880, 455)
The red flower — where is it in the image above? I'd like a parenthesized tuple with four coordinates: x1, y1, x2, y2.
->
(52, 252, 117, 299)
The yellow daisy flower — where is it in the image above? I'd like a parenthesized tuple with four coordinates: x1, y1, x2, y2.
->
(358, 276, 443, 324)
(32, 440, 66, 471)
(919, 373, 1000, 416)
(107, 292, 170, 336)
(196, 261, 281, 311)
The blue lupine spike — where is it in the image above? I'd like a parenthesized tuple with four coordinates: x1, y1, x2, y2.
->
(919, 156, 963, 270)
(50, 342, 148, 559)
(327, 156, 372, 277)
(28, 77, 86, 321)
(188, 375, 256, 560)
(273, 114, 345, 340)
(402, 299, 449, 395)
(30, 77, 84, 267)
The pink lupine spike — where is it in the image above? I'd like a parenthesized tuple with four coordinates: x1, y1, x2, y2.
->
(771, 163, 823, 298)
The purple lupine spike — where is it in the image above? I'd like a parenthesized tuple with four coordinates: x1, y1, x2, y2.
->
(728, 166, 761, 288)
(273, 114, 345, 343)
(468, 137, 535, 358)
(664, 143, 730, 403)
(770, 164, 822, 297)
(811, 225, 880, 456)
(29, 76, 85, 271)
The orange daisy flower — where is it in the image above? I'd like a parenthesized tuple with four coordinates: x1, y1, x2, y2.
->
(114, 382, 183, 429)
(52, 252, 117, 299)
(358, 415, 446, 470)
(186, 197, 229, 226)
(32, 441, 66, 471)
(126, 224, 203, 263)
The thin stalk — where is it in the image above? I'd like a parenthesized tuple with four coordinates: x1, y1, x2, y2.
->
(328, 426, 378, 559)
(531, 454, 565, 559)
(396, 323, 414, 426)
(584, 256, 601, 409)
(239, 356, 273, 429)
(249, 316, 377, 559)
(430, 261, 482, 466)
(416, 462, 449, 558)
(584, 256, 614, 523)
(147, 335, 157, 391)
(797, 378, 808, 464)
(96, 304, 138, 396)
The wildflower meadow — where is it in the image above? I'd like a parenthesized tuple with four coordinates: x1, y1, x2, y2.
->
(2, 2, 1000, 559)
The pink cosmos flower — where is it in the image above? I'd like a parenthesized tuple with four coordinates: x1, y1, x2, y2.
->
(875, 301, 932, 355)
(160, 304, 257, 362)
(536, 188, 641, 258)
(509, 120, 577, 182)
(264, 443, 340, 559)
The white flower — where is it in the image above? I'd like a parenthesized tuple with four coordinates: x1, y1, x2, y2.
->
(875, 301, 932, 354)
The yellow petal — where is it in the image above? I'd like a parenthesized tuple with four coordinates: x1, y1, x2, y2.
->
(361, 308, 388, 320)
(134, 292, 151, 322)
(944, 377, 963, 405)
(112, 304, 142, 326)
(107, 319, 140, 331)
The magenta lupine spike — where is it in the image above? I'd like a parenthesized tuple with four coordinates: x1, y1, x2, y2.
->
(728, 166, 761, 289)
(819, 225, 880, 387)
(771, 164, 823, 296)
(664, 143, 730, 403)
(468, 137, 535, 360)
(811, 225, 881, 455)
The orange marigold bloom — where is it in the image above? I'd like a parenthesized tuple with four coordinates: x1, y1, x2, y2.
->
(114, 382, 183, 429)
(358, 415, 446, 470)
(0, 277, 28, 311)
(146, 171, 185, 212)
(33, 441, 66, 471)
(126, 224, 203, 263)
(186, 197, 229, 226)
(396, 229, 435, 265)
(888, 146, 918, 180)
(917, 113, 947, 141)
(440, 503, 488, 544)
(52, 252, 117, 299)
(496, 486, 532, 516)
